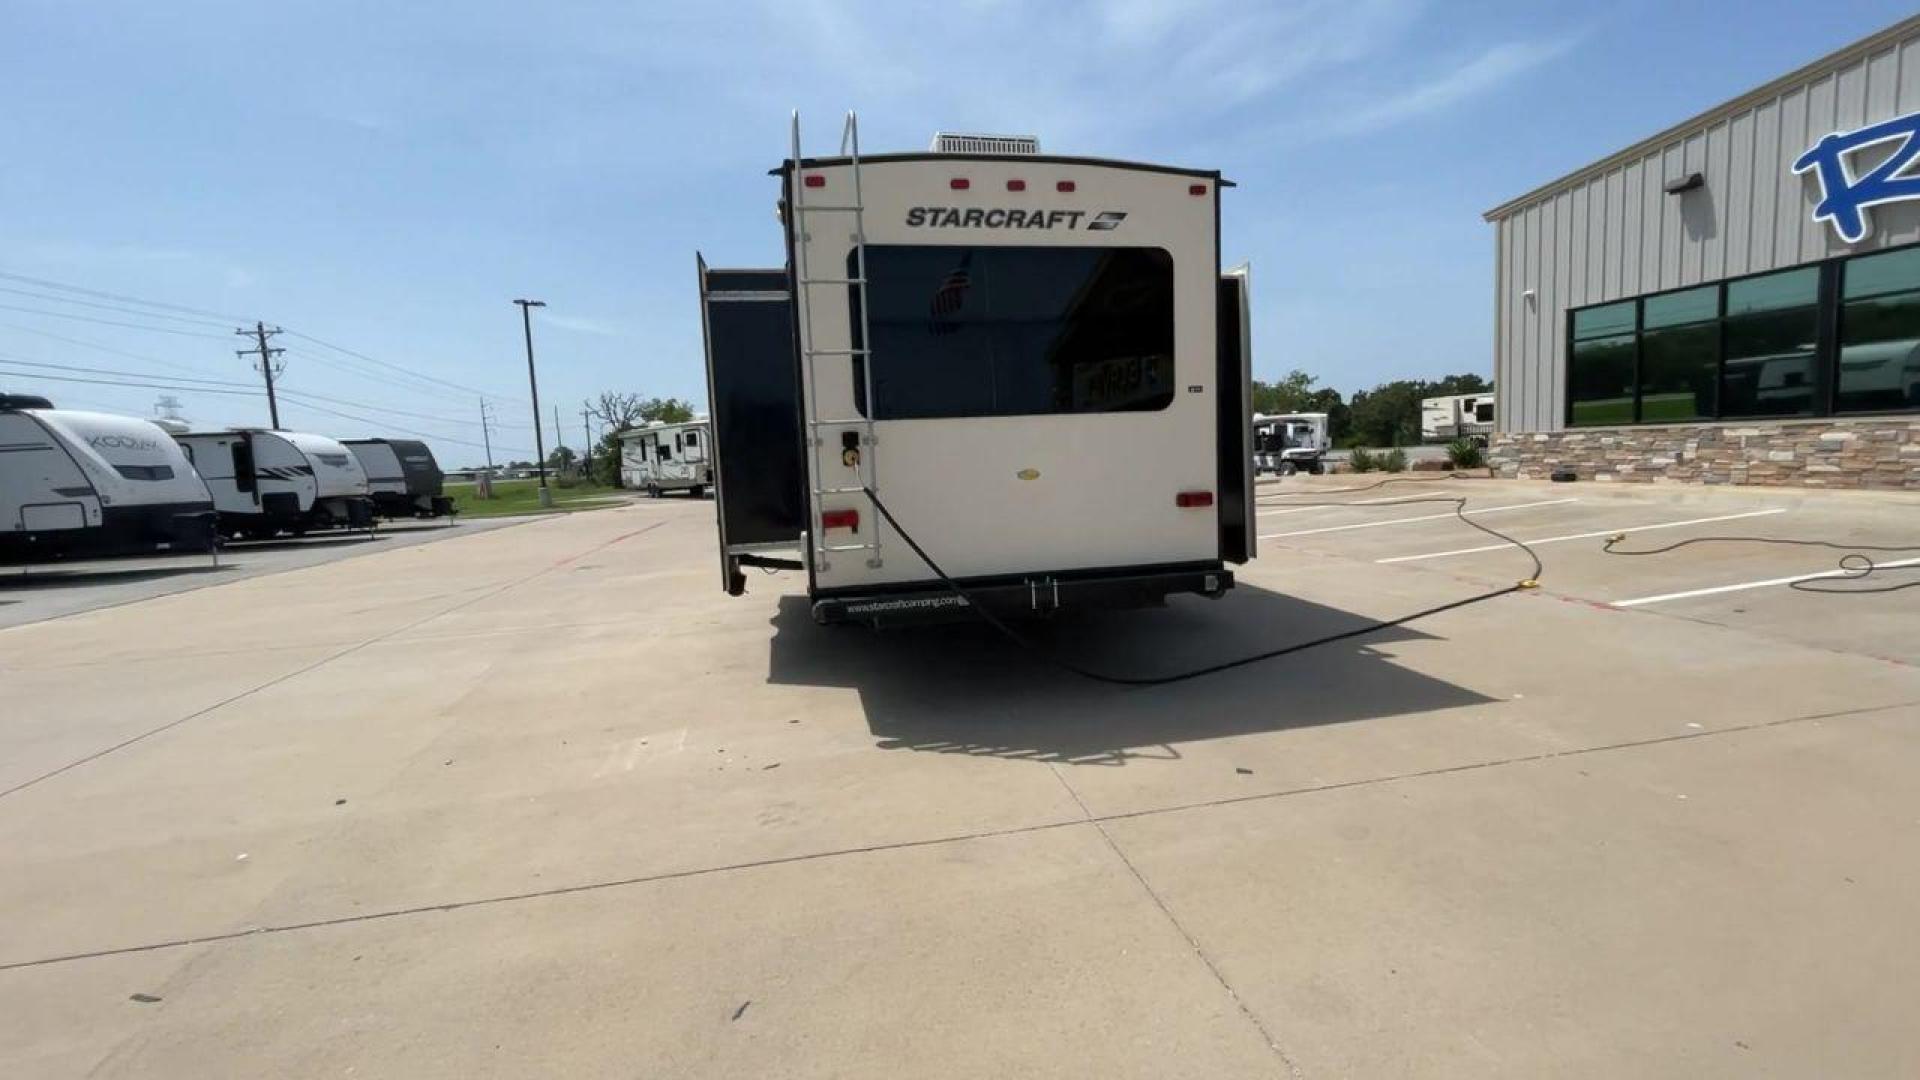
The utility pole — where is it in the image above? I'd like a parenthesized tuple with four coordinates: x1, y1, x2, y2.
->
(553, 403, 564, 474)
(581, 407, 593, 480)
(235, 321, 284, 427)
(513, 299, 550, 507)
(478, 397, 496, 473)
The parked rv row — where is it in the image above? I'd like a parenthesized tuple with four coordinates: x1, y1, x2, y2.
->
(2, 394, 453, 563)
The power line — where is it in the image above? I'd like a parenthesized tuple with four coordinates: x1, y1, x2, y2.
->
(274, 386, 501, 428)
(0, 268, 247, 323)
(0, 285, 234, 329)
(0, 365, 268, 399)
(0, 352, 257, 389)
(0, 302, 233, 339)
(0, 321, 245, 383)
(282, 328, 529, 405)
(274, 394, 534, 455)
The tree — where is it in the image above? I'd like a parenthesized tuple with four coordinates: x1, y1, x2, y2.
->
(1252, 369, 1351, 445)
(638, 397, 695, 424)
(585, 391, 648, 432)
(546, 445, 577, 471)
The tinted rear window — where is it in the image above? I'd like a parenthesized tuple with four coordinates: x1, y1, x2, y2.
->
(852, 246, 1175, 419)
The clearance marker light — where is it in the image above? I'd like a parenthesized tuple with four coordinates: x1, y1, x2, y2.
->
(1056, 180, 1076, 192)
(1189, 183, 1208, 196)
(1007, 179, 1026, 191)
(803, 174, 825, 188)
(1176, 491, 1214, 508)
(950, 177, 970, 190)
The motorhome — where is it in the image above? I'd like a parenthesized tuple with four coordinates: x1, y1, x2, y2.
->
(619, 420, 712, 497)
(1421, 393, 1496, 443)
(173, 429, 373, 538)
(0, 394, 217, 562)
(1251, 412, 1329, 475)
(343, 438, 454, 518)
(698, 115, 1254, 625)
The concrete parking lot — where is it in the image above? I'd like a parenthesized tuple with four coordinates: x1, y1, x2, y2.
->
(2, 480, 1917, 1077)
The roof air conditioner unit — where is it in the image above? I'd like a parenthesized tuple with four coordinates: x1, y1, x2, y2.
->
(929, 132, 1041, 155)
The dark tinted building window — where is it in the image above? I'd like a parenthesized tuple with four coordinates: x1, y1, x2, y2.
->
(852, 246, 1175, 419)
(1639, 286, 1718, 422)
(1722, 267, 1819, 418)
(1838, 248, 1920, 413)
(1568, 300, 1637, 426)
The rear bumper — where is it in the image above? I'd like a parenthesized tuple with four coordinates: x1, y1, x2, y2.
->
(811, 562, 1234, 628)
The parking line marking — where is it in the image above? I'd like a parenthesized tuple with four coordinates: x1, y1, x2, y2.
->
(1614, 555, 1920, 607)
(1376, 508, 1790, 563)
(1258, 492, 1446, 516)
(1260, 498, 1576, 540)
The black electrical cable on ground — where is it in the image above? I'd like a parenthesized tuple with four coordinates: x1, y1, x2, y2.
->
(862, 485, 1544, 687)
(1252, 472, 1480, 501)
(1602, 534, 1920, 594)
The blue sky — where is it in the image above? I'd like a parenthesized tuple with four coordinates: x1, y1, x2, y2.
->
(2, 0, 1914, 466)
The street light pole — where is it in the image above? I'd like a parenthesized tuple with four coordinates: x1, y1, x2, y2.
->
(513, 298, 551, 508)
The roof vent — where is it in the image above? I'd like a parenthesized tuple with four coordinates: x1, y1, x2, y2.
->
(0, 393, 54, 410)
(929, 132, 1040, 155)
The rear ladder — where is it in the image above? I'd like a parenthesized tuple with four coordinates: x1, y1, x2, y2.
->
(791, 110, 882, 570)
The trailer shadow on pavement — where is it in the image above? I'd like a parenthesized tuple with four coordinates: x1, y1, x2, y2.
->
(0, 561, 231, 592)
(765, 585, 1493, 766)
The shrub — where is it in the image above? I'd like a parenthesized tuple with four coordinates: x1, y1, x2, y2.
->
(1382, 447, 1409, 473)
(1348, 447, 1380, 473)
(1445, 437, 1485, 470)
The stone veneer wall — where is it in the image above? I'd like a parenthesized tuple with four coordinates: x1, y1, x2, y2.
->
(1489, 417, 1920, 489)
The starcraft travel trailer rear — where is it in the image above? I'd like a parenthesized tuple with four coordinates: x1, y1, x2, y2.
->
(619, 420, 712, 497)
(699, 115, 1253, 625)
(343, 438, 453, 518)
(173, 429, 373, 538)
(0, 395, 217, 562)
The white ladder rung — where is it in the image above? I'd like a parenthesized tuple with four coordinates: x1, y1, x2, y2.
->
(806, 347, 867, 356)
(819, 542, 877, 553)
(814, 486, 870, 495)
(798, 277, 866, 285)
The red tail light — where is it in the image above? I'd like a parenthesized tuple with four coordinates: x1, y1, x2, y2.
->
(950, 177, 970, 190)
(822, 508, 860, 531)
(1006, 179, 1026, 191)
(1176, 491, 1214, 508)
(1056, 180, 1076, 192)
(803, 174, 825, 188)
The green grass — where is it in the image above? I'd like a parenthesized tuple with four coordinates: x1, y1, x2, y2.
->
(447, 478, 627, 518)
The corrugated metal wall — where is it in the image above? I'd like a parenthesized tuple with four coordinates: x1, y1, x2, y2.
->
(1490, 21, 1920, 432)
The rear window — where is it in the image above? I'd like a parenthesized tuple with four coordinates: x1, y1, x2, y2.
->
(851, 246, 1175, 419)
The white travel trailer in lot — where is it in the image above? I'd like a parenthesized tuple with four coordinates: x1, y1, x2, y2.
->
(1421, 393, 1496, 444)
(699, 115, 1254, 625)
(1251, 412, 1329, 475)
(0, 394, 217, 562)
(619, 420, 712, 497)
(343, 437, 454, 518)
(173, 429, 373, 539)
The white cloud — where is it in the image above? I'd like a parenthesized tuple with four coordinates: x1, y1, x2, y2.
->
(1318, 37, 1577, 138)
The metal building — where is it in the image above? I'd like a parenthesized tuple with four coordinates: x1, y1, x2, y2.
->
(1485, 15, 1920, 488)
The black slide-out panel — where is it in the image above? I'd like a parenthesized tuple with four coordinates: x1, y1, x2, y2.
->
(1216, 271, 1253, 564)
(700, 258, 805, 588)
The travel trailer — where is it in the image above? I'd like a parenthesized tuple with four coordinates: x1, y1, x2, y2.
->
(698, 114, 1254, 625)
(1421, 393, 1496, 443)
(619, 420, 712, 497)
(173, 429, 373, 538)
(0, 394, 217, 562)
(343, 438, 454, 518)
(1251, 412, 1329, 475)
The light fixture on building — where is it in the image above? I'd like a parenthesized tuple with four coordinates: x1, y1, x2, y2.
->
(1664, 172, 1705, 195)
